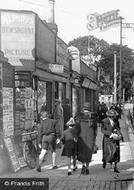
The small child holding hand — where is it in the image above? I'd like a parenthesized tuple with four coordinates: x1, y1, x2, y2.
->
(61, 117, 78, 175)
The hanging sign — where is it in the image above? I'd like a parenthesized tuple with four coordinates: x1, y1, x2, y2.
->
(87, 9, 120, 31)
(67, 46, 80, 60)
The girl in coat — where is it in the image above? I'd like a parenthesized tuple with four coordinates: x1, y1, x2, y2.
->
(61, 117, 78, 175)
(101, 109, 123, 173)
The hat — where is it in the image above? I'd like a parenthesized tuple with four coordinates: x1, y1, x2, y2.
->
(106, 109, 118, 117)
(55, 99, 61, 103)
(83, 102, 91, 111)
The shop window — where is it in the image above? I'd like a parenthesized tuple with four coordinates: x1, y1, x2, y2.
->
(55, 82, 66, 104)
(38, 81, 46, 112)
(55, 82, 59, 99)
(38, 81, 52, 115)
(14, 71, 34, 134)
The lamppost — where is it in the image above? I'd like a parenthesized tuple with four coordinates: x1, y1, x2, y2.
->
(114, 51, 117, 104)
(119, 17, 123, 104)
(67, 46, 80, 116)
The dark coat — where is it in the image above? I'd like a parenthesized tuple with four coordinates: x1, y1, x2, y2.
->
(101, 117, 122, 164)
(75, 112, 97, 163)
(61, 126, 77, 157)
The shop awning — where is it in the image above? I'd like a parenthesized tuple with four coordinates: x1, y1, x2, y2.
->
(33, 68, 67, 83)
(82, 78, 97, 90)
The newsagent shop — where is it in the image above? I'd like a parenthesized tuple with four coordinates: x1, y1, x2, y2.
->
(0, 9, 69, 173)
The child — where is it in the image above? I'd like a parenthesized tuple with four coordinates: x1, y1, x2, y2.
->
(61, 117, 78, 175)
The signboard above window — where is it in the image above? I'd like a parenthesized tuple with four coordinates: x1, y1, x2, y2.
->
(49, 64, 64, 73)
(0, 10, 35, 68)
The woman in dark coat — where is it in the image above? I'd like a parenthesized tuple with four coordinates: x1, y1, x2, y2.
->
(74, 102, 97, 175)
(101, 109, 123, 173)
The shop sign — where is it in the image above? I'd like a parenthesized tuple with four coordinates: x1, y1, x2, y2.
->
(1, 11, 35, 67)
(49, 64, 64, 73)
(87, 9, 120, 31)
(67, 46, 80, 60)
(122, 23, 134, 29)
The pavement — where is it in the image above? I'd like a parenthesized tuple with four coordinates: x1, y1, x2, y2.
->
(1, 110, 134, 190)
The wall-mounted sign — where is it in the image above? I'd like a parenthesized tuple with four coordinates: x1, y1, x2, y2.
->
(67, 46, 80, 60)
(87, 10, 120, 31)
(1, 11, 35, 66)
(49, 64, 64, 73)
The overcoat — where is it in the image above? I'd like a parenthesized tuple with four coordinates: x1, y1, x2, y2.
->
(101, 117, 122, 164)
(61, 126, 77, 157)
(75, 112, 97, 163)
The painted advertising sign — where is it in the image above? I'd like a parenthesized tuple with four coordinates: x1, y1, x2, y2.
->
(3, 88, 14, 137)
(4, 137, 21, 172)
(87, 10, 120, 31)
(1, 11, 35, 67)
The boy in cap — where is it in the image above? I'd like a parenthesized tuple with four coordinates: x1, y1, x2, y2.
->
(36, 106, 60, 172)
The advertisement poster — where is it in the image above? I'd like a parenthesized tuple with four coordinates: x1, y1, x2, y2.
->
(3, 88, 14, 137)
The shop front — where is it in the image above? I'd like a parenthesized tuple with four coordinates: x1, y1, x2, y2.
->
(0, 9, 69, 171)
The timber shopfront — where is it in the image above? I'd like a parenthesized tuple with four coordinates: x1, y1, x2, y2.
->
(0, 9, 68, 171)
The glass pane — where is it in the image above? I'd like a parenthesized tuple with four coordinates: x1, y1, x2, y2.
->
(38, 81, 46, 112)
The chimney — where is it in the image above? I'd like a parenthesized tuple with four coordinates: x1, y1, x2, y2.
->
(47, 0, 58, 34)
(48, 0, 55, 23)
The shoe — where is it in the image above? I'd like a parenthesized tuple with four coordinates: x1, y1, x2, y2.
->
(68, 171, 72, 176)
(114, 167, 120, 173)
(36, 166, 41, 172)
(52, 165, 58, 169)
(102, 162, 106, 169)
(85, 168, 89, 175)
(73, 166, 77, 171)
(81, 165, 86, 174)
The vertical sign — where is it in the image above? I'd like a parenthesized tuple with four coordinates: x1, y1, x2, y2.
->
(3, 88, 14, 137)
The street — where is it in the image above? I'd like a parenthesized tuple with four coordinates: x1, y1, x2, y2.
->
(1, 113, 134, 190)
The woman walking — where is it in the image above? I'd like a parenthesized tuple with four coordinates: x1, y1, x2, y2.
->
(74, 102, 97, 175)
(101, 109, 123, 173)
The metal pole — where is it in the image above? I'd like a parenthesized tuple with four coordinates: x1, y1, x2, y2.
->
(88, 35, 92, 62)
(114, 51, 117, 104)
(119, 17, 123, 103)
(123, 88, 125, 104)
